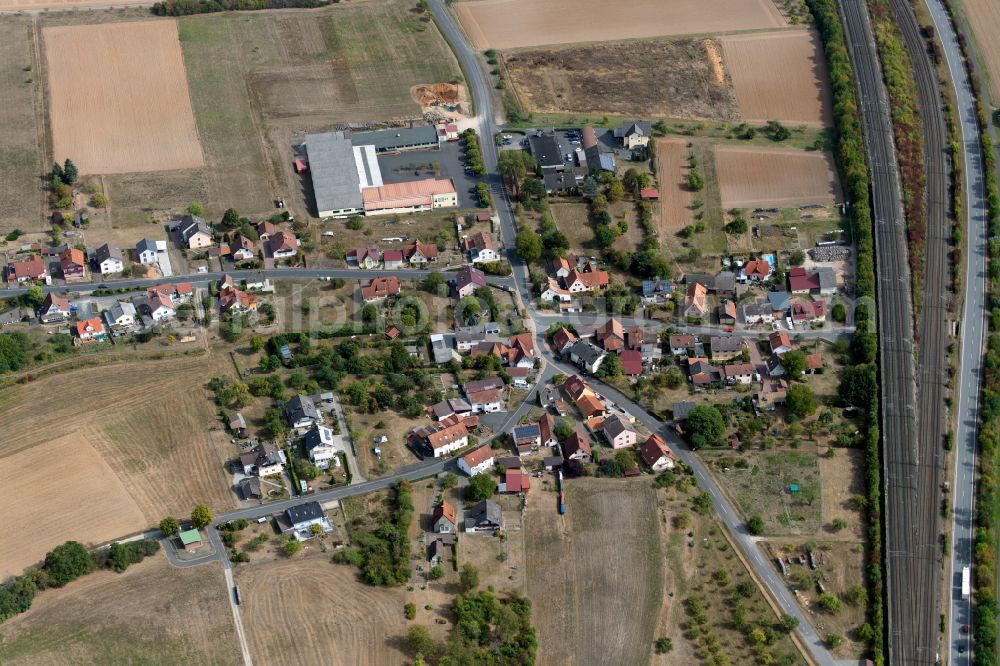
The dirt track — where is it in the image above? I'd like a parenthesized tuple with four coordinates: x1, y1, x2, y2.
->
(44, 20, 204, 174)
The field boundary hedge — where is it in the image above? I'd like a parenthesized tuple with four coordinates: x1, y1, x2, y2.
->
(805, 0, 884, 662)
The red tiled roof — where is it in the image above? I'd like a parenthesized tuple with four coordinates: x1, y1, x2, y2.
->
(361, 276, 400, 300)
(383, 250, 404, 262)
(462, 445, 494, 469)
(433, 500, 457, 525)
(74, 317, 104, 336)
(620, 350, 643, 375)
(639, 188, 659, 199)
(639, 434, 676, 467)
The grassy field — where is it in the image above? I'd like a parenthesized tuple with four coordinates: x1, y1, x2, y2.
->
(0, 556, 240, 665)
(0, 17, 44, 234)
(524, 478, 663, 666)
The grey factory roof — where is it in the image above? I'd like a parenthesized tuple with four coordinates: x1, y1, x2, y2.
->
(305, 131, 364, 214)
(350, 125, 438, 152)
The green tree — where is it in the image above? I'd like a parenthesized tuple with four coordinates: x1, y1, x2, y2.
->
(824, 633, 843, 648)
(785, 384, 818, 419)
(429, 564, 445, 579)
(186, 201, 204, 216)
(818, 592, 841, 613)
(440, 472, 458, 490)
(191, 504, 213, 529)
(687, 169, 704, 191)
(159, 516, 180, 536)
(466, 473, 496, 501)
(789, 250, 806, 266)
(654, 637, 673, 654)
(597, 353, 622, 378)
(594, 225, 616, 248)
(23, 285, 44, 307)
(43, 541, 93, 586)
(724, 217, 748, 234)
(832, 302, 847, 322)
(62, 158, 78, 185)
(50, 162, 65, 184)
(777, 613, 799, 633)
(781, 350, 808, 377)
(685, 405, 725, 449)
(250, 335, 265, 352)
(422, 272, 445, 294)
(845, 585, 868, 606)
(282, 539, 302, 557)
(515, 226, 542, 264)
(459, 564, 479, 593)
(747, 515, 765, 535)
(405, 625, 437, 659)
(554, 420, 575, 441)
(221, 207, 240, 229)
(405, 602, 417, 620)
(607, 180, 625, 202)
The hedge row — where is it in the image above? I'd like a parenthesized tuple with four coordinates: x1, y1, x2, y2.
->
(866, 0, 927, 308)
(938, 1, 1000, 662)
(805, 0, 884, 662)
(152, 0, 332, 15)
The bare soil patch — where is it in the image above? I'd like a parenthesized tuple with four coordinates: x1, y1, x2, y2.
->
(0, 433, 146, 578)
(959, 0, 1000, 103)
(655, 138, 693, 236)
(715, 145, 841, 208)
(504, 38, 738, 120)
(0, 352, 239, 525)
(44, 21, 204, 174)
(454, 0, 787, 50)
(236, 555, 410, 665)
(721, 30, 833, 126)
(524, 477, 662, 666)
(411, 82, 470, 116)
(0, 556, 240, 665)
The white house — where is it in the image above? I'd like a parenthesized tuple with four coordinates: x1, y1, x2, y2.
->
(239, 442, 284, 477)
(303, 425, 340, 470)
(94, 244, 124, 275)
(602, 415, 637, 450)
(458, 445, 495, 476)
(461, 232, 499, 264)
(426, 422, 469, 457)
(639, 434, 677, 472)
(104, 301, 137, 329)
(135, 238, 165, 265)
(286, 394, 320, 431)
(466, 387, 504, 413)
(282, 501, 332, 540)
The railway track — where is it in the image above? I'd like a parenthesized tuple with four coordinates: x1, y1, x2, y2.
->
(838, 0, 931, 662)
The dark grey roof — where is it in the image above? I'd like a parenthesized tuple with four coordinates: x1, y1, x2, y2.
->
(286, 394, 318, 423)
(513, 423, 541, 440)
(305, 131, 363, 213)
(569, 340, 605, 366)
(713, 271, 736, 293)
(673, 401, 695, 421)
(620, 119, 652, 137)
(179, 215, 211, 239)
(465, 500, 502, 527)
(496, 456, 522, 469)
(768, 291, 791, 311)
(816, 267, 836, 290)
(303, 425, 333, 451)
(685, 273, 713, 288)
(455, 323, 487, 343)
(603, 414, 634, 439)
(94, 243, 122, 263)
(351, 125, 438, 152)
(238, 476, 261, 498)
(528, 133, 563, 168)
(285, 501, 324, 525)
(710, 336, 745, 352)
(455, 266, 486, 290)
(544, 456, 564, 467)
(136, 238, 158, 255)
(544, 172, 574, 192)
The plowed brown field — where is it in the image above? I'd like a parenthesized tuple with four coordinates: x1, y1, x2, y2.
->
(721, 30, 832, 126)
(0, 434, 146, 577)
(44, 21, 203, 174)
(236, 558, 409, 665)
(0, 352, 238, 537)
(655, 138, 692, 235)
(454, 0, 787, 49)
(715, 145, 841, 207)
(959, 0, 1000, 103)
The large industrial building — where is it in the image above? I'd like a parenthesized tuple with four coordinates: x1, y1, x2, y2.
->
(304, 128, 457, 218)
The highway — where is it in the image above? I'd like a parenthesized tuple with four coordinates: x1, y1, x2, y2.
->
(839, 0, 930, 662)
(917, 0, 992, 661)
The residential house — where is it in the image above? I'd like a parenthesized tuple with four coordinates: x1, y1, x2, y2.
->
(723, 362, 755, 385)
(617, 119, 652, 149)
(718, 300, 737, 325)
(303, 425, 339, 469)
(177, 215, 213, 249)
(430, 334, 456, 364)
(741, 301, 774, 325)
(512, 423, 541, 455)
(382, 250, 404, 269)
(239, 442, 284, 476)
(500, 468, 530, 494)
(462, 231, 499, 264)
(428, 534, 456, 564)
(805, 353, 825, 373)
(286, 394, 320, 431)
(256, 220, 276, 241)
(73, 317, 106, 343)
(104, 301, 137, 330)
(455, 321, 502, 352)
(267, 231, 298, 259)
(595, 318, 625, 351)
(540, 277, 572, 303)
(280, 501, 331, 540)
(756, 378, 789, 410)
(669, 334, 697, 358)
(135, 238, 164, 264)
(602, 414, 637, 449)
(404, 240, 439, 265)
(361, 276, 401, 303)
(432, 398, 473, 422)
(562, 374, 594, 403)
(59, 248, 86, 280)
(672, 401, 695, 427)
(688, 359, 722, 386)
(565, 268, 609, 293)
(458, 445, 495, 476)
(788, 267, 837, 295)
(769, 330, 793, 356)
(791, 299, 827, 325)
(0, 308, 24, 325)
(425, 422, 470, 457)
(94, 244, 124, 275)
(237, 476, 261, 500)
(466, 385, 504, 413)
(568, 339, 606, 374)
(539, 413, 557, 447)
(574, 392, 606, 419)
(455, 265, 487, 298)
(639, 434, 677, 472)
(139, 293, 175, 323)
(683, 282, 708, 319)
(464, 500, 503, 533)
(228, 234, 256, 261)
(551, 326, 578, 354)
(767, 291, 792, 315)
(620, 350, 643, 376)
(229, 412, 247, 437)
(347, 246, 381, 269)
(7, 255, 48, 284)
(713, 271, 737, 298)
(508, 366, 531, 388)
(38, 293, 70, 324)
(641, 278, 671, 304)
(709, 336, 747, 362)
(562, 430, 592, 463)
(507, 332, 536, 368)
(740, 258, 771, 282)
(432, 501, 458, 533)
(219, 283, 257, 313)
(551, 255, 576, 279)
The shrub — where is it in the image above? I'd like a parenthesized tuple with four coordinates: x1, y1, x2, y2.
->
(405, 602, 417, 620)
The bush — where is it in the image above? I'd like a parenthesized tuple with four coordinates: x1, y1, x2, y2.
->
(405, 602, 417, 620)
(107, 539, 160, 572)
(459, 564, 479, 593)
(466, 473, 497, 501)
(282, 539, 303, 557)
(43, 541, 94, 587)
(654, 637, 673, 654)
(159, 516, 180, 536)
(747, 515, 765, 535)
(818, 592, 841, 614)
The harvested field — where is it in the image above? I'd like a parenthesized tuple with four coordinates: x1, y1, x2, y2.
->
(454, 0, 787, 50)
(721, 30, 832, 126)
(524, 478, 662, 666)
(715, 145, 841, 208)
(0, 434, 146, 578)
(0, 17, 44, 234)
(44, 21, 204, 174)
(655, 138, 692, 236)
(0, 352, 239, 527)
(236, 556, 408, 665)
(0, 557, 240, 665)
(0, 0, 150, 9)
(960, 0, 1000, 103)
(504, 38, 737, 120)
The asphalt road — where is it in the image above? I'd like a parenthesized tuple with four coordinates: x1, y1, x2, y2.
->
(839, 0, 934, 662)
(918, 0, 992, 661)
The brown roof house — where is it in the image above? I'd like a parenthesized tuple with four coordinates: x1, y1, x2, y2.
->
(432, 500, 458, 533)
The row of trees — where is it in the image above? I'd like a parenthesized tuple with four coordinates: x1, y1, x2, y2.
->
(461, 129, 486, 176)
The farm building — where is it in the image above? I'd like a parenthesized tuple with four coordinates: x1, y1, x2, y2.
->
(362, 178, 458, 216)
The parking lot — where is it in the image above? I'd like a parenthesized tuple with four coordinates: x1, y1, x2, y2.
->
(376, 140, 479, 209)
